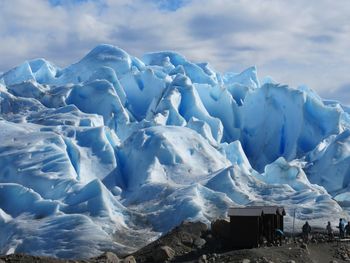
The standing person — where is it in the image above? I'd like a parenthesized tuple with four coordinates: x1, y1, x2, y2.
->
(275, 228, 285, 246)
(337, 218, 345, 239)
(326, 221, 334, 241)
(345, 221, 350, 238)
(302, 221, 311, 243)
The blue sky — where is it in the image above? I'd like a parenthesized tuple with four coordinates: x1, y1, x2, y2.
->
(0, 0, 349, 104)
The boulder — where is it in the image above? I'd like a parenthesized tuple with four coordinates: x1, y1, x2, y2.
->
(194, 237, 206, 248)
(211, 219, 231, 240)
(92, 252, 120, 263)
(198, 254, 208, 263)
(179, 231, 194, 246)
(260, 257, 272, 263)
(123, 255, 136, 263)
(179, 221, 208, 237)
(152, 246, 175, 262)
(300, 243, 308, 249)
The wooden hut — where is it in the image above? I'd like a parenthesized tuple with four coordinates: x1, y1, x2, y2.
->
(228, 206, 285, 248)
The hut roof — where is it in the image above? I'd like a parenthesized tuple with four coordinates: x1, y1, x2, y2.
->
(228, 206, 285, 216)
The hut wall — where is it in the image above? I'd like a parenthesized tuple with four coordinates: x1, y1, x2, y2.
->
(230, 216, 262, 248)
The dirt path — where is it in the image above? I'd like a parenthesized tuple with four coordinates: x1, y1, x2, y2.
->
(172, 242, 350, 262)
(307, 243, 337, 263)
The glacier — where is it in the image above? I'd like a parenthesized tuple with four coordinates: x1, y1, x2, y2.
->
(0, 44, 349, 258)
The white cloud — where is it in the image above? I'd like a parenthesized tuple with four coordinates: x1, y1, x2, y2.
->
(0, 0, 349, 104)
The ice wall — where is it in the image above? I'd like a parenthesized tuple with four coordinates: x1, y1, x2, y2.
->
(0, 44, 349, 258)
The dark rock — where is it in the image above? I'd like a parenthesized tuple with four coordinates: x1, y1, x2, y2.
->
(179, 231, 194, 246)
(260, 257, 271, 263)
(205, 234, 213, 240)
(341, 254, 350, 261)
(180, 221, 208, 236)
(194, 238, 206, 248)
(152, 246, 175, 262)
(211, 219, 230, 240)
(300, 243, 308, 249)
(198, 254, 208, 263)
(123, 255, 136, 263)
(212, 253, 217, 258)
(92, 252, 120, 263)
(132, 221, 209, 262)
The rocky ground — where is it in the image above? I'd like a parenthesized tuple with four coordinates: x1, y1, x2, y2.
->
(1, 221, 350, 263)
(131, 220, 350, 263)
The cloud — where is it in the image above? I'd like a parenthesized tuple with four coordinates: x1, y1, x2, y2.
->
(308, 34, 334, 44)
(0, 0, 349, 105)
(321, 83, 350, 105)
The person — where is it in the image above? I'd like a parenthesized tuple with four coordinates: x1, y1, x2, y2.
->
(337, 218, 345, 239)
(275, 228, 285, 246)
(326, 221, 334, 241)
(302, 221, 311, 243)
(345, 221, 350, 238)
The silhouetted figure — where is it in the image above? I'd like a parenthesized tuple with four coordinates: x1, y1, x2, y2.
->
(302, 221, 311, 243)
(337, 218, 345, 239)
(275, 228, 285, 246)
(345, 222, 350, 238)
(326, 221, 334, 241)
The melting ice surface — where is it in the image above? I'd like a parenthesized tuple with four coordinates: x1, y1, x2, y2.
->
(0, 44, 349, 258)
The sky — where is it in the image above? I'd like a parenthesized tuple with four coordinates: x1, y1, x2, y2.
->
(0, 0, 349, 104)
